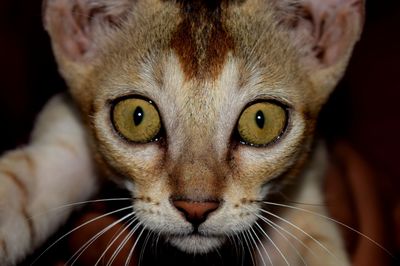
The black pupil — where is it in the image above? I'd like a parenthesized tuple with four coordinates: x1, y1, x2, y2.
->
(255, 110, 265, 129)
(133, 106, 144, 126)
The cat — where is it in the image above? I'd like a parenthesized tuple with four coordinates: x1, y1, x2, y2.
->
(0, 0, 365, 265)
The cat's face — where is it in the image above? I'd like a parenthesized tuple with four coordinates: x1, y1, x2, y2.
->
(44, 0, 364, 253)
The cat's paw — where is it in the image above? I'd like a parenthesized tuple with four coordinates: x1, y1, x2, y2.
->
(0, 154, 34, 266)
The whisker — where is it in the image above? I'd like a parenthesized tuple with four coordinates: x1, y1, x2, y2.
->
(138, 229, 153, 266)
(68, 212, 136, 266)
(246, 229, 260, 266)
(154, 231, 162, 258)
(215, 245, 224, 265)
(94, 216, 138, 266)
(101, 216, 137, 263)
(125, 226, 146, 266)
(107, 222, 142, 266)
(254, 221, 290, 266)
(258, 207, 339, 263)
(227, 232, 240, 259)
(234, 233, 246, 266)
(147, 230, 156, 253)
(247, 226, 267, 266)
(249, 224, 273, 266)
(255, 213, 308, 266)
(244, 205, 309, 265)
(30, 206, 133, 265)
(232, 231, 247, 266)
(262, 201, 395, 258)
(28, 198, 132, 221)
(277, 192, 325, 207)
(239, 233, 246, 266)
(242, 230, 256, 266)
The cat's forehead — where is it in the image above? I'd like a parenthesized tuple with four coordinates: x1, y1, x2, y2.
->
(165, 0, 239, 79)
(97, 0, 302, 93)
(46, 0, 364, 116)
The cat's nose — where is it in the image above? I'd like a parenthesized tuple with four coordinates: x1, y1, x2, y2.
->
(172, 200, 220, 226)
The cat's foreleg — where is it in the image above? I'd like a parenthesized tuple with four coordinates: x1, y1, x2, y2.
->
(0, 94, 97, 265)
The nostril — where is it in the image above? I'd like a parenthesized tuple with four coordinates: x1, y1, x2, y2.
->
(172, 200, 220, 226)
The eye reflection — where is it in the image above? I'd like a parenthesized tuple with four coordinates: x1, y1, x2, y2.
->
(133, 106, 144, 126)
(255, 110, 265, 129)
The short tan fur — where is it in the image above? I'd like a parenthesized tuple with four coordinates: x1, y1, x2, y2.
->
(0, 0, 364, 265)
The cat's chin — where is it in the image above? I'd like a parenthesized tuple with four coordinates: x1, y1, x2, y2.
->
(168, 234, 225, 254)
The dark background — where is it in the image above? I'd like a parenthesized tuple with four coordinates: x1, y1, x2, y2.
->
(0, 0, 399, 264)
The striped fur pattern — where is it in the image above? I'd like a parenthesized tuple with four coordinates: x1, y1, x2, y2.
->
(0, 95, 97, 265)
(0, 0, 364, 264)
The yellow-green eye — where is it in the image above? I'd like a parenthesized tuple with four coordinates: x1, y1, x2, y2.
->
(112, 98, 161, 143)
(237, 102, 287, 146)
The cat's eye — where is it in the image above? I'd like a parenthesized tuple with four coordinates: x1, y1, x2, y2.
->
(112, 98, 161, 143)
(237, 102, 287, 146)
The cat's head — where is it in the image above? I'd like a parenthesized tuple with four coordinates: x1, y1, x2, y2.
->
(44, 0, 364, 253)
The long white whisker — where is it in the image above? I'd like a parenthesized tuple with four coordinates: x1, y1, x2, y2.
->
(249, 225, 273, 266)
(244, 205, 308, 265)
(147, 230, 156, 253)
(100, 217, 137, 264)
(256, 213, 307, 266)
(247, 226, 267, 266)
(30, 206, 133, 265)
(149, 231, 158, 260)
(138, 230, 153, 266)
(246, 229, 261, 266)
(215, 245, 224, 264)
(242, 230, 256, 266)
(28, 198, 132, 221)
(234, 232, 247, 266)
(227, 232, 240, 259)
(68, 212, 136, 266)
(262, 201, 394, 258)
(107, 222, 143, 266)
(154, 231, 162, 258)
(94, 216, 138, 266)
(259, 208, 339, 263)
(125, 226, 146, 266)
(233, 233, 246, 266)
(239, 233, 247, 266)
(254, 221, 290, 266)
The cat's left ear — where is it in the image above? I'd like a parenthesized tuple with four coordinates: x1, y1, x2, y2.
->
(43, 0, 132, 63)
(279, 0, 365, 98)
(43, 0, 134, 104)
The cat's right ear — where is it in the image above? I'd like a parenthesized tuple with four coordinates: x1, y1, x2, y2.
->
(277, 0, 365, 100)
(43, 0, 133, 63)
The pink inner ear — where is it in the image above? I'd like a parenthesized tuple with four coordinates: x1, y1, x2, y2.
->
(286, 0, 364, 68)
(45, 0, 93, 61)
(45, 0, 132, 62)
(319, 9, 351, 66)
(63, 9, 92, 59)
(311, 0, 363, 65)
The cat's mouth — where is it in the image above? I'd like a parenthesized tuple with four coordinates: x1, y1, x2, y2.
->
(171, 231, 223, 238)
(168, 233, 226, 254)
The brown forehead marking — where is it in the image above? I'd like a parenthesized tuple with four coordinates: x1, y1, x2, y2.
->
(168, 0, 242, 80)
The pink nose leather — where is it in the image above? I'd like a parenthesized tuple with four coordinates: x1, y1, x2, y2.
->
(173, 200, 220, 225)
